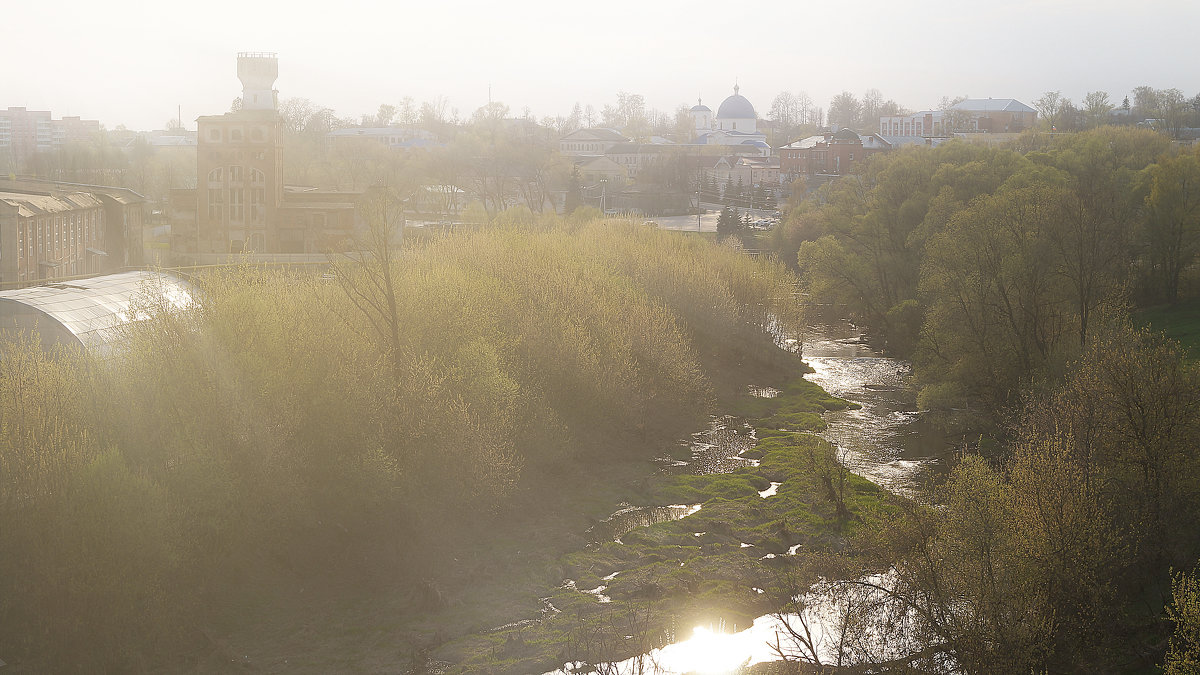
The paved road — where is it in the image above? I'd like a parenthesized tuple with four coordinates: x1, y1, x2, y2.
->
(652, 212, 719, 233)
(651, 207, 780, 234)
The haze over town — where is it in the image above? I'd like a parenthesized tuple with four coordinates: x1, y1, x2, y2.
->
(6, 0, 1199, 131)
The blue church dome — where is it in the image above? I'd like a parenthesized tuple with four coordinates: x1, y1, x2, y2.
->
(716, 85, 756, 119)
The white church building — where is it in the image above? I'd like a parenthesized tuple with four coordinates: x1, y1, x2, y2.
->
(692, 85, 770, 156)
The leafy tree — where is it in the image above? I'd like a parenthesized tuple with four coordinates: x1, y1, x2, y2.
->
(851, 317, 1200, 673)
(1141, 145, 1200, 303)
(1032, 127, 1169, 345)
(796, 143, 1029, 355)
(1167, 567, 1200, 675)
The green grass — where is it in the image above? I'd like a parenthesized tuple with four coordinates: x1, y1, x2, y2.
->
(1135, 300, 1200, 359)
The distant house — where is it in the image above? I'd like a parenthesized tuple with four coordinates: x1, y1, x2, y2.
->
(558, 128, 630, 157)
(603, 142, 686, 179)
(705, 155, 782, 188)
(879, 110, 947, 137)
(325, 126, 440, 151)
(779, 129, 892, 176)
(951, 98, 1036, 132)
(577, 156, 628, 185)
(880, 98, 1036, 136)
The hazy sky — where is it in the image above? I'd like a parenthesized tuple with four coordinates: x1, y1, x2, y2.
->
(5, 0, 1198, 131)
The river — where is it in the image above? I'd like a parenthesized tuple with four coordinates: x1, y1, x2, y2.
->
(546, 316, 956, 674)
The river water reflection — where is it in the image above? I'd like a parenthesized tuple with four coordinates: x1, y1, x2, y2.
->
(802, 320, 957, 496)
(545, 318, 956, 674)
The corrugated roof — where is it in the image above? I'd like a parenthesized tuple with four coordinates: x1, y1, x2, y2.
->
(0, 191, 104, 218)
(0, 271, 194, 355)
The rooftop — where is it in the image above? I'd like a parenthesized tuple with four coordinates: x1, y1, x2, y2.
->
(952, 98, 1035, 113)
(716, 85, 756, 120)
(0, 271, 194, 355)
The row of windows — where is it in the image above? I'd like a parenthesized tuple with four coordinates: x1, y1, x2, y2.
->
(562, 142, 608, 152)
(205, 126, 270, 144)
(206, 166, 266, 185)
(16, 211, 101, 264)
(207, 187, 266, 224)
(206, 150, 269, 163)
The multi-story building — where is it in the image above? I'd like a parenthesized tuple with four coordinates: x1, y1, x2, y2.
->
(558, 128, 630, 156)
(779, 129, 892, 176)
(880, 99, 1036, 136)
(326, 126, 439, 151)
(195, 107, 283, 254)
(174, 53, 363, 257)
(0, 178, 145, 285)
(0, 108, 100, 172)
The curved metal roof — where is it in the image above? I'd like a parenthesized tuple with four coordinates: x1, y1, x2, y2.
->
(716, 86, 756, 120)
(0, 270, 194, 356)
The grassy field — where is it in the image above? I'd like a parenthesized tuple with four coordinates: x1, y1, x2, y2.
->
(1135, 300, 1200, 358)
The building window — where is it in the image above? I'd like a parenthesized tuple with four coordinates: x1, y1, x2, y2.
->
(229, 188, 244, 222)
(208, 188, 224, 222)
(251, 188, 265, 223)
(230, 165, 243, 182)
(208, 167, 223, 184)
(208, 128, 221, 143)
(230, 128, 243, 142)
(251, 127, 265, 142)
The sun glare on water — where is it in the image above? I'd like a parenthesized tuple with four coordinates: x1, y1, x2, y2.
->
(660, 625, 752, 674)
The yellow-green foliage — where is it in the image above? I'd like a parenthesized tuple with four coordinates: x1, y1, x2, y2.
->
(0, 216, 803, 668)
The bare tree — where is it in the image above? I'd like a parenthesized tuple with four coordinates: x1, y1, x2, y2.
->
(330, 186, 408, 380)
(1082, 90, 1113, 128)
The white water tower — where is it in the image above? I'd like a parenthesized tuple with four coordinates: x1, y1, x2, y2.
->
(237, 52, 278, 111)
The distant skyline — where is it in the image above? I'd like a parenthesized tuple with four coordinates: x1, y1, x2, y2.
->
(5, 0, 1199, 132)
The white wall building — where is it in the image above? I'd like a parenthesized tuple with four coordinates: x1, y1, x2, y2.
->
(691, 86, 769, 156)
